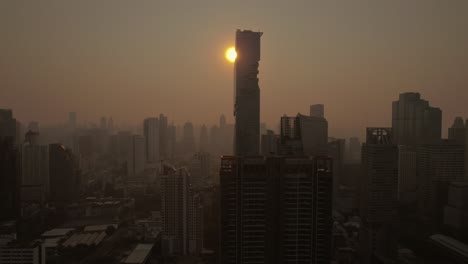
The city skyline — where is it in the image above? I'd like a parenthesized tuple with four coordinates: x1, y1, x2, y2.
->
(1, 1, 468, 139)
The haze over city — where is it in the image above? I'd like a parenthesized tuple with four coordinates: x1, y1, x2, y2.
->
(2, 0, 468, 138)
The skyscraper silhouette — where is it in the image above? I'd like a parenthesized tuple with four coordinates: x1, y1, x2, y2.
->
(234, 30, 262, 155)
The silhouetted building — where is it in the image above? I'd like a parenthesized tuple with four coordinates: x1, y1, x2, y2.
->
(20, 131, 49, 204)
(49, 143, 79, 204)
(159, 114, 168, 159)
(310, 104, 324, 118)
(161, 165, 202, 255)
(347, 137, 361, 163)
(444, 182, 468, 240)
(143, 117, 160, 163)
(220, 156, 333, 264)
(417, 141, 465, 226)
(0, 136, 18, 221)
(392, 92, 442, 145)
(183, 122, 196, 155)
(280, 113, 328, 156)
(190, 152, 211, 189)
(260, 130, 279, 155)
(0, 109, 17, 139)
(360, 128, 398, 264)
(199, 125, 209, 152)
(398, 145, 418, 204)
(234, 30, 262, 155)
(127, 135, 145, 177)
(448, 117, 466, 144)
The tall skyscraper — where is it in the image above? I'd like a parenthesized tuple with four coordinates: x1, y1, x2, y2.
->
(199, 125, 209, 152)
(234, 30, 262, 156)
(0, 109, 17, 140)
(398, 145, 418, 204)
(0, 136, 17, 221)
(49, 143, 79, 204)
(127, 135, 145, 177)
(392, 92, 442, 145)
(220, 156, 333, 264)
(161, 165, 202, 255)
(260, 129, 279, 155)
(310, 104, 324, 118)
(143, 117, 160, 164)
(360, 128, 398, 264)
(190, 152, 211, 189)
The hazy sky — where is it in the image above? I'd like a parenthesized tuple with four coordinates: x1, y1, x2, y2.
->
(1, 0, 467, 138)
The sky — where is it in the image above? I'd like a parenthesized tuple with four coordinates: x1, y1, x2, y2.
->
(1, 0, 467, 139)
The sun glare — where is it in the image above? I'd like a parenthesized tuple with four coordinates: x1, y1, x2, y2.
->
(225, 47, 237, 63)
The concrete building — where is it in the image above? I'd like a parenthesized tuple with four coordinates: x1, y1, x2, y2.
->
(234, 30, 263, 156)
(159, 114, 168, 159)
(161, 165, 202, 255)
(127, 135, 145, 177)
(360, 128, 399, 264)
(49, 144, 79, 204)
(310, 104, 324, 118)
(418, 141, 465, 225)
(280, 114, 328, 156)
(143, 117, 160, 164)
(260, 130, 278, 155)
(220, 156, 333, 264)
(398, 145, 418, 204)
(392, 92, 442, 145)
(444, 182, 468, 239)
(20, 131, 49, 204)
(448, 117, 466, 144)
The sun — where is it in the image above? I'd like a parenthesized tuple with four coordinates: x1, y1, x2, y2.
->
(225, 47, 237, 63)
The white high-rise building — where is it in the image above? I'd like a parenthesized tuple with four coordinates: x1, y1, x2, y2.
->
(143, 118, 160, 164)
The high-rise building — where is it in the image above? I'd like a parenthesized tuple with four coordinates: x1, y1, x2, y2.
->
(279, 114, 328, 156)
(49, 143, 79, 204)
(0, 136, 17, 221)
(448, 117, 466, 144)
(260, 130, 279, 155)
(199, 125, 209, 152)
(20, 131, 49, 204)
(398, 145, 418, 204)
(234, 30, 262, 155)
(392, 92, 442, 145)
(143, 117, 160, 164)
(360, 128, 398, 264)
(220, 156, 333, 264)
(0, 109, 17, 140)
(127, 135, 145, 177)
(159, 114, 168, 159)
(167, 124, 176, 160)
(417, 141, 465, 225)
(443, 182, 468, 239)
(347, 137, 361, 163)
(310, 104, 324, 118)
(161, 165, 202, 255)
(190, 152, 211, 189)
(183, 122, 196, 155)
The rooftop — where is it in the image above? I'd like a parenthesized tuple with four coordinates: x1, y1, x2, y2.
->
(123, 244, 154, 264)
(41, 228, 75, 238)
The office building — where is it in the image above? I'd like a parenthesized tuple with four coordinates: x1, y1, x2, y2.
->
(392, 92, 442, 145)
(127, 135, 145, 177)
(0, 136, 17, 221)
(20, 131, 49, 204)
(417, 141, 465, 224)
(310, 104, 324, 118)
(159, 114, 168, 159)
(49, 143, 79, 204)
(398, 145, 418, 204)
(220, 156, 333, 264)
(448, 117, 466, 144)
(143, 117, 160, 163)
(260, 130, 279, 155)
(360, 128, 398, 263)
(280, 114, 328, 156)
(234, 30, 262, 155)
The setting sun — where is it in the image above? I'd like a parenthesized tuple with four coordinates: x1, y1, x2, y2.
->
(225, 47, 237, 63)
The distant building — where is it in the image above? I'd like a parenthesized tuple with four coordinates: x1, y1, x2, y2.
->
(0, 109, 17, 140)
(199, 125, 209, 152)
(260, 129, 279, 155)
(143, 117, 160, 163)
(448, 117, 466, 144)
(49, 144, 79, 204)
(360, 128, 398, 264)
(190, 152, 211, 189)
(398, 145, 418, 205)
(310, 104, 324, 118)
(444, 182, 468, 239)
(280, 113, 328, 156)
(159, 114, 168, 159)
(182, 122, 196, 155)
(68, 112, 77, 129)
(234, 30, 263, 156)
(0, 136, 17, 221)
(347, 137, 361, 163)
(20, 131, 49, 204)
(220, 156, 333, 264)
(127, 135, 145, 177)
(392, 92, 442, 145)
